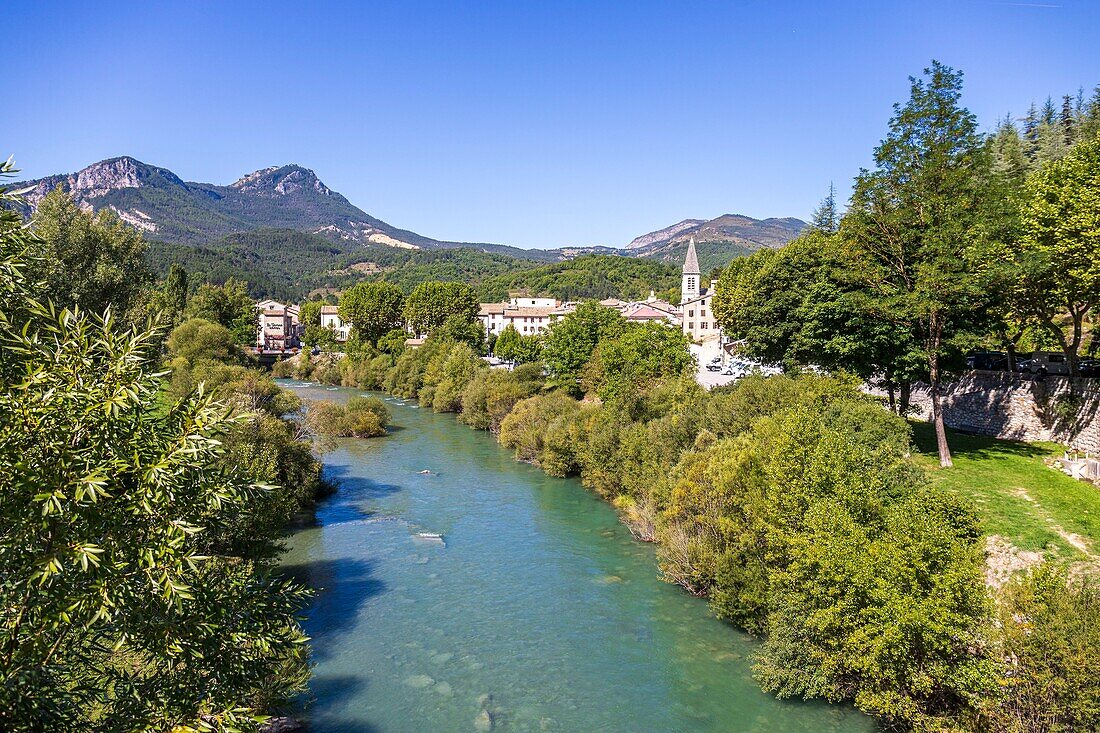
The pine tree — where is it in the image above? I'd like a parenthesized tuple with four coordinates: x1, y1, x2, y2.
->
(1062, 95, 1076, 146)
(1022, 103, 1040, 160)
(809, 182, 839, 234)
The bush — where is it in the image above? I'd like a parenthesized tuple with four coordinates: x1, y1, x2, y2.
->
(308, 396, 390, 438)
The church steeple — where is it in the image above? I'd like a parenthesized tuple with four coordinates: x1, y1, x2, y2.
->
(681, 237, 701, 303)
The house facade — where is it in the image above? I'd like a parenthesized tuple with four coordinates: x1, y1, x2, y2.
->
(478, 295, 573, 336)
(255, 300, 302, 351)
(320, 305, 351, 342)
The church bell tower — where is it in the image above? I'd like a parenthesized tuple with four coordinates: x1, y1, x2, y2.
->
(681, 236, 700, 304)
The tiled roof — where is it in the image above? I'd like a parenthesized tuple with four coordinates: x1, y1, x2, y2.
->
(504, 307, 556, 317)
(479, 303, 507, 315)
(320, 305, 340, 314)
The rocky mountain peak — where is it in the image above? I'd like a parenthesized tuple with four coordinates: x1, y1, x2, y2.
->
(230, 164, 333, 197)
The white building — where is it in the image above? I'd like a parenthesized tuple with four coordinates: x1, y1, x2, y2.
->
(320, 305, 351, 342)
(680, 238, 720, 343)
(478, 295, 573, 336)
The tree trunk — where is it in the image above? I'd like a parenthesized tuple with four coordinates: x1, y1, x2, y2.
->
(885, 378, 897, 414)
(928, 325, 953, 468)
(899, 383, 912, 417)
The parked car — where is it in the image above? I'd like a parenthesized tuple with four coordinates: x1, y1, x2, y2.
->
(966, 351, 1009, 371)
(1015, 351, 1070, 376)
(1079, 359, 1100, 378)
(705, 363, 722, 372)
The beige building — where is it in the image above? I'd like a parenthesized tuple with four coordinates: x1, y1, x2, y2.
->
(479, 295, 573, 336)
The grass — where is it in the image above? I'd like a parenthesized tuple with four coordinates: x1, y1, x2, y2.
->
(910, 421, 1100, 561)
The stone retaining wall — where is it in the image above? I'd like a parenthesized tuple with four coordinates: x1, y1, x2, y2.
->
(871, 372, 1100, 451)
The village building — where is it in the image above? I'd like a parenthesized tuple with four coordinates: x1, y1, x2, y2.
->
(478, 294, 573, 336)
(320, 305, 351, 342)
(679, 237, 720, 343)
(255, 300, 302, 351)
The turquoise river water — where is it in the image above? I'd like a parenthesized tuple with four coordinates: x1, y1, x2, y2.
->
(280, 382, 875, 732)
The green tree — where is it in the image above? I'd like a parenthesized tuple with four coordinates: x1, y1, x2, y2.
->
(541, 301, 626, 394)
(841, 61, 992, 467)
(29, 186, 150, 319)
(1008, 138, 1100, 375)
(377, 327, 409, 355)
(493, 323, 522, 361)
(582, 322, 694, 401)
(403, 281, 479, 335)
(0, 192, 310, 730)
(146, 262, 189, 328)
(809, 182, 839, 234)
(185, 278, 258, 346)
(339, 281, 404, 345)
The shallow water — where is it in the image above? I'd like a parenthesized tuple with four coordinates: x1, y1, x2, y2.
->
(281, 382, 874, 732)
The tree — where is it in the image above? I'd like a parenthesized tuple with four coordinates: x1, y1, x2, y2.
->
(185, 279, 257, 346)
(841, 61, 992, 467)
(29, 186, 151, 319)
(493, 323, 541, 364)
(541, 301, 626, 394)
(377, 327, 409, 355)
(433, 313, 485, 350)
(1009, 138, 1100, 375)
(403, 281, 479, 335)
(146, 262, 189, 328)
(339, 281, 404, 345)
(582, 322, 694, 401)
(809, 182, 839, 234)
(0, 179, 310, 731)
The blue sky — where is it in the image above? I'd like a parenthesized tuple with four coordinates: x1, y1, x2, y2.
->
(6, 0, 1099, 248)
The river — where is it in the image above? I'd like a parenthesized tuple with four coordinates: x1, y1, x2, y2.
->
(280, 382, 874, 732)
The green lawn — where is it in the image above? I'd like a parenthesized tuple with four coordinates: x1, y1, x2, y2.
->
(910, 422, 1100, 561)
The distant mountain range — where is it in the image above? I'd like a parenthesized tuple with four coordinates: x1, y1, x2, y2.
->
(13, 157, 805, 270)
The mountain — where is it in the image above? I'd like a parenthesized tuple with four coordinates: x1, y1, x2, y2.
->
(14, 157, 805, 281)
(626, 214, 806, 271)
(12, 156, 558, 260)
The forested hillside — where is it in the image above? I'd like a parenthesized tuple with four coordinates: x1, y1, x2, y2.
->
(476, 255, 679, 302)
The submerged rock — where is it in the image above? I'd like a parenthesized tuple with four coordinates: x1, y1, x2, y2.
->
(404, 674, 435, 688)
(474, 709, 494, 731)
(259, 718, 304, 733)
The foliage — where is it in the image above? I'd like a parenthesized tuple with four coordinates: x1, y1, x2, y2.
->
(582, 321, 694, 402)
(377, 327, 409, 356)
(492, 323, 542, 364)
(339, 280, 404, 345)
(145, 262, 189, 329)
(185, 278, 258, 346)
(29, 186, 151, 320)
(980, 566, 1100, 732)
(0, 279, 309, 730)
(403, 280, 480, 335)
(478, 255, 679, 302)
(541, 301, 626, 394)
(1006, 138, 1100, 374)
(308, 396, 390, 438)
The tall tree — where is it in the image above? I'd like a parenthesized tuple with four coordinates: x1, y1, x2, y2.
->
(809, 182, 839, 234)
(402, 281, 479, 335)
(1009, 138, 1100, 375)
(29, 186, 150, 319)
(339, 281, 405, 345)
(841, 61, 991, 467)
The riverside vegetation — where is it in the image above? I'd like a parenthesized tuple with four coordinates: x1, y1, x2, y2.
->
(0, 161, 390, 732)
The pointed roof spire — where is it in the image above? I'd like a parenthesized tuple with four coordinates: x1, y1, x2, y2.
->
(682, 236, 700, 275)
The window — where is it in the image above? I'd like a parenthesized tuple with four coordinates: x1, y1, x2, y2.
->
(701, 322, 708, 329)
(688, 310, 694, 317)
(688, 322, 694, 330)
(687, 277, 696, 291)
(700, 309, 706, 317)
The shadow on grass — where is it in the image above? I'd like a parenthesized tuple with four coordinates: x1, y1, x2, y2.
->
(910, 421, 1054, 462)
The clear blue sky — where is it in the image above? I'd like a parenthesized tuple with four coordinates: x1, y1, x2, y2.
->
(5, 0, 1098, 249)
